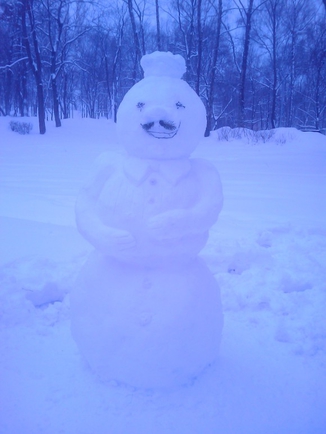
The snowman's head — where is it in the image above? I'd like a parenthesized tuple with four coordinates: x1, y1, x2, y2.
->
(117, 51, 207, 159)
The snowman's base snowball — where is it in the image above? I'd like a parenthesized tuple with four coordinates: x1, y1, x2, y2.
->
(70, 251, 223, 389)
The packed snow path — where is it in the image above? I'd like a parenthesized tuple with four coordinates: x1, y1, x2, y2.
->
(0, 117, 325, 433)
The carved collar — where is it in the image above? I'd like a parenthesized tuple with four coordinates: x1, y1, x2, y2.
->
(123, 156, 191, 186)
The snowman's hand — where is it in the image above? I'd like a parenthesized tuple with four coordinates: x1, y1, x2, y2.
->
(85, 226, 136, 253)
(148, 210, 192, 240)
(102, 228, 136, 251)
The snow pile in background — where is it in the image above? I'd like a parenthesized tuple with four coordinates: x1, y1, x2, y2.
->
(0, 117, 326, 433)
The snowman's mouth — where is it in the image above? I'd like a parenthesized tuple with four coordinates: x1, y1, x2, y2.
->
(141, 120, 180, 139)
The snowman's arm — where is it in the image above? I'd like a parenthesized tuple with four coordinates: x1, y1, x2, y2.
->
(76, 153, 136, 254)
(190, 158, 223, 231)
(76, 152, 114, 235)
(148, 159, 223, 240)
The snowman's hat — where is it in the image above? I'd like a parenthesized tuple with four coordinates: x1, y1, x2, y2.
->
(141, 51, 186, 79)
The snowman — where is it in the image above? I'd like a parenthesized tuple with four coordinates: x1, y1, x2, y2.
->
(70, 51, 223, 388)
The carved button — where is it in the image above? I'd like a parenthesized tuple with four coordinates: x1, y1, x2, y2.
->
(142, 278, 152, 290)
(139, 312, 152, 327)
(149, 178, 157, 185)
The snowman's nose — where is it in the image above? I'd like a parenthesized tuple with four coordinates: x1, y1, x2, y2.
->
(143, 105, 169, 119)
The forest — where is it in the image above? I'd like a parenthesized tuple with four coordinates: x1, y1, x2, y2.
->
(0, 0, 325, 135)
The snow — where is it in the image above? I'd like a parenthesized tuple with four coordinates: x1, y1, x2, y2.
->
(1, 115, 326, 433)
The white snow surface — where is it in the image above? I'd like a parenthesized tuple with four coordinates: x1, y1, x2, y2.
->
(1, 116, 326, 433)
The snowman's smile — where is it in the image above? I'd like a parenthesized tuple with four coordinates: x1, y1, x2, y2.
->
(141, 120, 180, 139)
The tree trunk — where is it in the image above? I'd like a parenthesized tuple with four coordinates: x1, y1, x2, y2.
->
(104, 54, 111, 119)
(18, 59, 28, 116)
(21, 0, 46, 134)
(62, 71, 69, 119)
(195, 0, 203, 95)
(287, 27, 297, 127)
(238, 0, 254, 128)
(51, 51, 61, 127)
(37, 80, 46, 132)
(155, 0, 162, 50)
(270, 0, 279, 129)
(314, 51, 325, 130)
(52, 76, 61, 127)
(205, 0, 223, 136)
(4, 69, 12, 115)
(127, 0, 142, 80)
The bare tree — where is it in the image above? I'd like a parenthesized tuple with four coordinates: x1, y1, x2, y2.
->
(126, 0, 143, 80)
(205, 0, 223, 135)
(236, 0, 255, 127)
(43, 0, 66, 127)
(301, 16, 326, 130)
(195, 0, 203, 94)
(283, 0, 315, 126)
(111, 12, 126, 121)
(171, 0, 197, 82)
(1, 0, 325, 132)
(0, 1, 15, 115)
(266, 0, 281, 128)
(21, 0, 46, 134)
(43, 0, 90, 126)
(255, 0, 284, 128)
(155, 0, 162, 50)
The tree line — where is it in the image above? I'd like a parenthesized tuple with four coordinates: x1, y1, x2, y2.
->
(0, 0, 325, 135)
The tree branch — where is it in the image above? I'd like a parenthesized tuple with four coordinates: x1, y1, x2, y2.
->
(0, 57, 29, 70)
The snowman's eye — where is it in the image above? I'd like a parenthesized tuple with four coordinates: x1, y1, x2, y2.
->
(176, 101, 185, 109)
(137, 102, 145, 110)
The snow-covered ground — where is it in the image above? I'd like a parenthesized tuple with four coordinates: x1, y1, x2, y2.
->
(0, 116, 325, 434)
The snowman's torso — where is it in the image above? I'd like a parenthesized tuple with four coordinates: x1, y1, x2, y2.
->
(96, 155, 208, 264)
